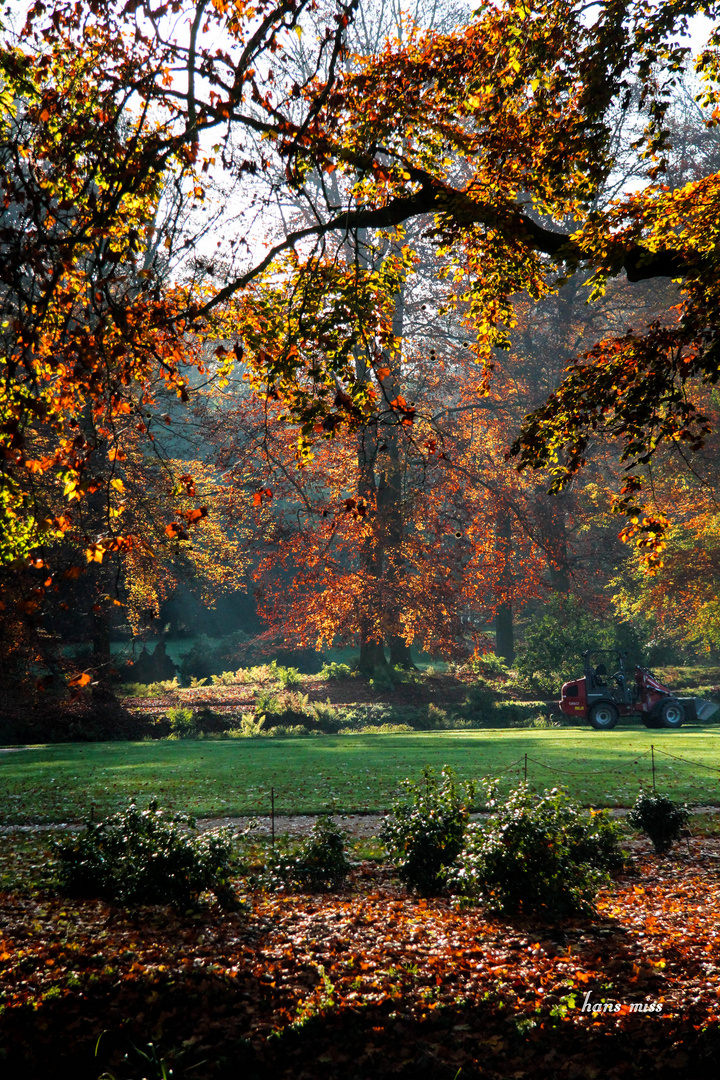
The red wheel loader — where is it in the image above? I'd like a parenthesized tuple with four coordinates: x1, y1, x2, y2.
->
(559, 650, 719, 730)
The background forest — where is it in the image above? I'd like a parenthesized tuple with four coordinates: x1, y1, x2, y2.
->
(2, 0, 720, 733)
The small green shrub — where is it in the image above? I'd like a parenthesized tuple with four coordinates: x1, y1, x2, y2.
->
(256, 690, 311, 726)
(267, 817, 351, 891)
(52, 800, 238, 909)
(117, 678, 181, 699)
(512, 713, 561, 729)
(237, 712, 266, 737)
(210, 665, 276, 686)
(447, 783, 624, 918)
(273, 663, 303, 688)
(263, 724, 314, 737)
(318, 661, 354, 681)
(381, 766, 474, 896)
(460, 683, 498, 720)
(489, 700, 551, 727)
(211, 669, 244, 686)
(166, 705, 197, 738)
(466, 652, 510, 680)
(368, 666, 396, 693)
(254, 689, 280, 715)
(338, 723, 414, 734)
(628, 793, 690, 854)
(192, 707, 227, 734)
(309, 699, 340, 731)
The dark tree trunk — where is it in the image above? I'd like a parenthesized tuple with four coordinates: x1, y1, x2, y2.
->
(388, 634, 417, 669)
(358, 636, 387, 673)
(353, 245, 388, 673)
(377, 284, 416, 668)
(495, 602, 514, 666)
(536, 490, 570, 592)
(495, 511, 515, 664)
(352, 235, 414, 672)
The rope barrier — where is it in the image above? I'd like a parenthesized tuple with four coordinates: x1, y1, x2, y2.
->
(649, 745, 720, 775)
(490, 755, 528, 775)
(258, 746, 719, 818)
(524, 751, 651, 779)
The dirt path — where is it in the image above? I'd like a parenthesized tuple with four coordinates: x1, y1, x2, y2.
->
(5, 807, 719, 838)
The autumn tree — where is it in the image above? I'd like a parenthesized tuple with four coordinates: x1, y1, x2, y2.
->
(5, 0, 720, 686)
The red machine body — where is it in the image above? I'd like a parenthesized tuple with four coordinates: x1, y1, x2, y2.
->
(558, 651, 700, 731)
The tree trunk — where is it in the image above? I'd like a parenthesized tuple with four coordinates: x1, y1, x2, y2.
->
(377, 283, 416, 668)
(351, 235, 414, 671)
(90, 582, 115, 702)
(388, 634, 417, 669)
(495, 602, 514, 666)
(353, 234, 388, 673)
(495, 511, 515, 664)
(80, 404, 116, 701)
(536, 490, 570, 592)
(358, 636, 387, 673)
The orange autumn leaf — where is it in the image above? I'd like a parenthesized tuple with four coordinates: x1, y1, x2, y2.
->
(185, 506, 208, 524)
(67, 672, 92, 687)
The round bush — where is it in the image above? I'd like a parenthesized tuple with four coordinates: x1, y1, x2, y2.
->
(381, 766, 475, 896)
(447, 783, 625, 918)
(53, 800, 238, 909)
(628, 793, 689, 854)
(267, 816, 351, 892)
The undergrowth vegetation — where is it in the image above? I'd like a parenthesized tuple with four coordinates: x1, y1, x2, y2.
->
(628, 793, 690, 854)
(447, 783, 626, 918)
(265, 817, 351, 892)
(52, 800, 238, 910)
(381, 767, 475, 897)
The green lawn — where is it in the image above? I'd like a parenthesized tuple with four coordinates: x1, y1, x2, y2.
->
(2, 726, 720, 823)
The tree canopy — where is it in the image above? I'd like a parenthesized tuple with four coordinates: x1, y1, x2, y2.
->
(2, 0, 720, 673)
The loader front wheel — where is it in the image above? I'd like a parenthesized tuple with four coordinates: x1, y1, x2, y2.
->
(658, 699, 684, 729)
(589, 702, 619, 730)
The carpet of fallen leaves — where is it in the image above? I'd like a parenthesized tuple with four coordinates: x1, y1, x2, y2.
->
(2, 839, 720, 1079)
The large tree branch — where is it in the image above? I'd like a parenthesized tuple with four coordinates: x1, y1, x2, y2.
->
(193, 176, 688, 319)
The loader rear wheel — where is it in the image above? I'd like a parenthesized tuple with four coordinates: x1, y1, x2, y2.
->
(658, 699, 684, 729)
(589, 702, 619, 730)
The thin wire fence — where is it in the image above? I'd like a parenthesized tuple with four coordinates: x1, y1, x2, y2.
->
(258, 744, 719, 819)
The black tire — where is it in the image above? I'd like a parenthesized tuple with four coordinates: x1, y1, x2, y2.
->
(658, 698, 684, 729)
(589, 701, 619, 730)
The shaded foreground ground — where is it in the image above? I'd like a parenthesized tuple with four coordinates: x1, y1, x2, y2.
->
(1, 836, 720, 1079)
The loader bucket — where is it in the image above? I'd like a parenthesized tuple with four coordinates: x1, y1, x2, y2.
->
(678, 697, 720, 722)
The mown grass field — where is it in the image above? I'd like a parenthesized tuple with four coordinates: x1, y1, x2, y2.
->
(2, 725, 720, 822)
